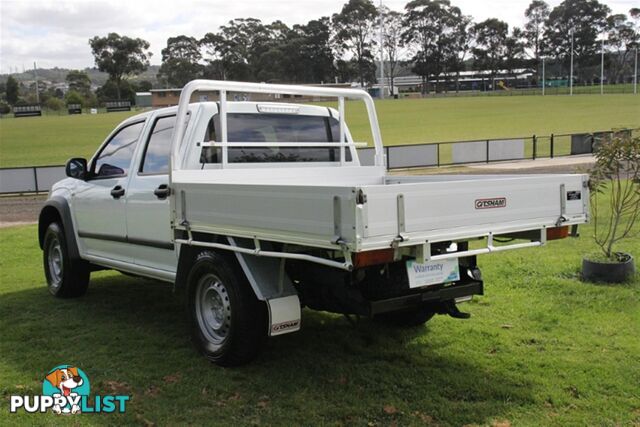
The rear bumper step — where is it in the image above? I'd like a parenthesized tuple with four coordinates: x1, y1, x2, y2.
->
(369, 281, 483, 315)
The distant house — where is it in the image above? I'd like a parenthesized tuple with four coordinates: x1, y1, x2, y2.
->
(135, 92, 152, 108)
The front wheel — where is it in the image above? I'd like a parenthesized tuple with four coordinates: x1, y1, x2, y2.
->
(186, 250, 268, 366)
(43, 222, 90, 298)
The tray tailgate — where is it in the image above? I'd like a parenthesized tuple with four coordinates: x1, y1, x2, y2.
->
(362, 175, 588, 239)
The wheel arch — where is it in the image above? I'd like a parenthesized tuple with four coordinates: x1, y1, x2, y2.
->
(175, 238, 301, 338)
(38, 197, 80, 260)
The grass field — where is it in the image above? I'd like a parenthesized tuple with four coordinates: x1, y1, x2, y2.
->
(1, 94, 638, 168)
(0, 187, 638, 426)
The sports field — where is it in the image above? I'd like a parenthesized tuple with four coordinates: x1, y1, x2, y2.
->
(1, 94, 638, 167)
(0, 186, 638, 425)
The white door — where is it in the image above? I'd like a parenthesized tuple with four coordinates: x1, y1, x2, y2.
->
(72, 120, 145, 262)
(126, 114, 176, 272)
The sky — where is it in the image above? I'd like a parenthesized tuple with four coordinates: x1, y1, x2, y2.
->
(0, 0, 637, 74)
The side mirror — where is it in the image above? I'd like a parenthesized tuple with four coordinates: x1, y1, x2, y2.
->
(65, 158, 87, 180)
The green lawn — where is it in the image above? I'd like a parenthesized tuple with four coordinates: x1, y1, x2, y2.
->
(0, 111, 137, 168)
(340, 94, 640, 146)
(1, 95, 638, 168)
(1, 188, 638, 425)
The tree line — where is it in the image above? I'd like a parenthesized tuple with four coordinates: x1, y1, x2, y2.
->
(153, 0, 639, 94)
(2, 0, 639, 109)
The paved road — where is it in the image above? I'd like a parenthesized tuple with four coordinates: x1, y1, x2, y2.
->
(0, 155, 594, 227)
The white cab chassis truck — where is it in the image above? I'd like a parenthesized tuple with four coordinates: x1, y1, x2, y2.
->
(39, 81, 589, 366)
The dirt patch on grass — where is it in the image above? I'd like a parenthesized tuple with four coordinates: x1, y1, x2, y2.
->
(0, 194, 46, 225)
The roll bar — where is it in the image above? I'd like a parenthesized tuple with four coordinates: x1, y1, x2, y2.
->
(169, 80, 385, 173)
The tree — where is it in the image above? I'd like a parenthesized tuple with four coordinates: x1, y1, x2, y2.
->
(89, 33, 151, 99)
(543, 0, 610, 80)
(135, 80, 153, 92)
(252, 21, 295, 82)
(503, 28, 527, 79)
(472, 19, 510, 90)
(295, 18, 336, 83)
(158, 35, 203, 87)
(65, 90, 85, 106)
(6, 75, 19, 105)
(447, 13, 473, 92)
(402, 0, 464, 94)
(524, 0, 550, 73)
(332, 0, 378, 86)
(45, 97, 65, 111)
(65, 70, 92, 97)
(606, 14, 640, 84)
(200, 18, 271, 81)
(96, 79, 136, 104)
(380, 8, 405, 94)
(200, 32, 229, 80)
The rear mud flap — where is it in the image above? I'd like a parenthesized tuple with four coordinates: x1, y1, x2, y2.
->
(267, 295, 301, 336)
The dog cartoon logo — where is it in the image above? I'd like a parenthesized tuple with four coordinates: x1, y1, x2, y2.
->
(42, 365, 90, 414)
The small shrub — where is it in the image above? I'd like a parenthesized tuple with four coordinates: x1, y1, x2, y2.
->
(589, 132, 640, 260)
(45, 97, 65, 111)
(65, 90, 84, 107)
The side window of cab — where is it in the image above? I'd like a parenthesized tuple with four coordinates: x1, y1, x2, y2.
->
(92, 121, 146, 178)
(139, 115, 176, 175)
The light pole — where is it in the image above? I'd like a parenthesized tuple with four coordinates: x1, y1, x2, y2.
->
(635, 46, 638, 95)
(542, 57, 545, 96)
(33, 61, 39, 104)
(379, 0, 384, 99)
(600, 36, 605, 95)
(569, 27, 575, 96)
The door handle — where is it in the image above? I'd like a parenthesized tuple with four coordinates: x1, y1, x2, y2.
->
(153, 184, 171, 199)
(110, 185, 125, 199)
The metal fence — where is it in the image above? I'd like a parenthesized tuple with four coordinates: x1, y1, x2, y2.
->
(1, 128, 637, 195)
(0, 165, 66, 194)
(356, 128, 638, 168)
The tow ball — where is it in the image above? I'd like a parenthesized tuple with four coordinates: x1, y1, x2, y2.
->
(444, 301, 471, 319)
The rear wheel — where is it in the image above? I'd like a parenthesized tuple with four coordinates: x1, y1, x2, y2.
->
(186, 250, 267, 366)
(43, 222, 90, 298)
(375, 306, 435, 327)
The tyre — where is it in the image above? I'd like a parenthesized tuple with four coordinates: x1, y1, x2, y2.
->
(186, 250, 268, 366)
(375, 306, 435, 327)
(43, 222, 90, 298)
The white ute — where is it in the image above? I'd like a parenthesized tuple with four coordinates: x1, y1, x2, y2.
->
(39, 80, 589, 365)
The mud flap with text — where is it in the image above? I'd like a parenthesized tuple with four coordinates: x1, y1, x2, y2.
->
(267, 295, 301, 336)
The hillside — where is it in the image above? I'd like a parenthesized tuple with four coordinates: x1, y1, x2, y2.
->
(0, 65, 161, 86)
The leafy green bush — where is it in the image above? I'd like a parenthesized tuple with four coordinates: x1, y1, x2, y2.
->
(65, 90, 84, 107)
(45, 97, 65, 111)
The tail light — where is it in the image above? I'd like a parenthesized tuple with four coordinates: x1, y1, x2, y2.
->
(546, 226, 569, 240)
(353, 248, 395, 268)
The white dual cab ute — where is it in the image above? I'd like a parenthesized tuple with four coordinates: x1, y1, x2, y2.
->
(39, 80, 589, 365)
